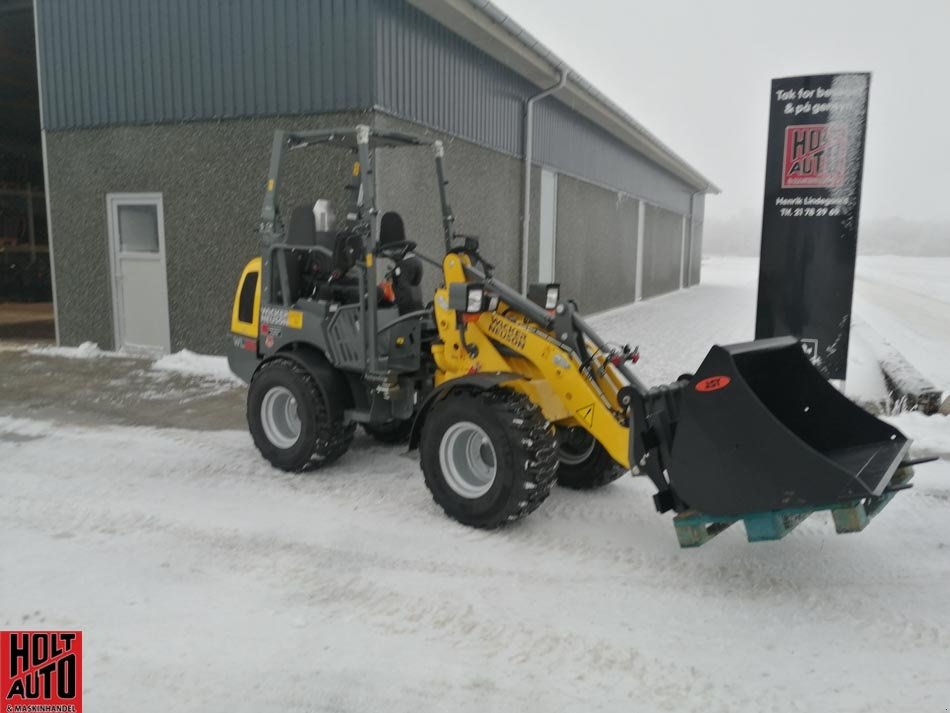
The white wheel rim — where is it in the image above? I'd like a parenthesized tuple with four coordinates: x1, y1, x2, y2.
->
(261, 386, 301, 449)
(439, 421, 497, 499)
(557, 427, 596, 466)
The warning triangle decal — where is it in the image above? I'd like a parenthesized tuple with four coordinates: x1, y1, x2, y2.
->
(576, 404, 594, 427)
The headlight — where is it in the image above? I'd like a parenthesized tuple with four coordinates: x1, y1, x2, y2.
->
(467, 287, 485, 313)
(448, 283, 486, 313)
(528, 283, 560, 310)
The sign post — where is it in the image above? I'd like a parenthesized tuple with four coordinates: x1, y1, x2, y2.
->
(755, 73, 871, 381)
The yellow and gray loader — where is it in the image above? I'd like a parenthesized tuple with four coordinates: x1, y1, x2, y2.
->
(228, 126, 931, 547)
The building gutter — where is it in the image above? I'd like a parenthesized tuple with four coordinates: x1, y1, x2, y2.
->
(31, 0, 61, 345)
(521, 70, 567, 293)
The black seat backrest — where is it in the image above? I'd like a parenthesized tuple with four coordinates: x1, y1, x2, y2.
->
(279, 207, 338, 302)
(287, 206, 316, 245)
(380, 212, 406, 245)
(379, 211, 422, 315)
(269, 206, 312, 304)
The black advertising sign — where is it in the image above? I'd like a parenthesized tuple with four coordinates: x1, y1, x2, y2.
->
(755, 73, 870, 380)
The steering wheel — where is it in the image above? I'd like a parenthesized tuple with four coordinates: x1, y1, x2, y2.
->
(376, 239, 417, 262)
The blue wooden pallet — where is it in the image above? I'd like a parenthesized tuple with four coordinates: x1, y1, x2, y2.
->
(673, 467, 915, 548)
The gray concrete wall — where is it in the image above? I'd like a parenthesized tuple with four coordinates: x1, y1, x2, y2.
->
(553, 175, 639, 314)
(46, 109, 692, 355)
(45, 111, 369, 353)
(641, 204, 685, 299)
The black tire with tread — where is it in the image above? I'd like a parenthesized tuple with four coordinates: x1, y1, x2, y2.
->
(363, 419, 414, 444)
(555, 427, 626, 490)
(420, 388, 559, 529)
(247, 358, 353, 472)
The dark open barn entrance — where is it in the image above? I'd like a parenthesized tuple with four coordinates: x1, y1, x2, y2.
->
(0, 0, 53, 340)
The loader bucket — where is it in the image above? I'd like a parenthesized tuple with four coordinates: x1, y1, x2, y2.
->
(668, 336, 910, 517)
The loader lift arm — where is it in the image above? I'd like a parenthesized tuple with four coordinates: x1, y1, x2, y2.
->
(457, 257, 684, 512)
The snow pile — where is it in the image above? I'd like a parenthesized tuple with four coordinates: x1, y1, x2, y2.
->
(843, 319, 891, 404)
(0, 415, 54, 438)
(24, 341, 241, 385)
(888, 412, 950, 457)
(28, 341, 110, 359)
(150, 349, 242, 384)
(853, 256, 950, 390)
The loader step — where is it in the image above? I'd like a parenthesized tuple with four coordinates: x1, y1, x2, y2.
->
(673, 467, 915, 548)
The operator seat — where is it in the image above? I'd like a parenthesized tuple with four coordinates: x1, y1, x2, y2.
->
(286, 204, 360, 304)
(288, 204, 337, 276)
(379, 212, 424, 315)
(275, 205, 317, 303)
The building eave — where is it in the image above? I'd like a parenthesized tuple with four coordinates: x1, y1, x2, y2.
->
(406, 0, 721, 195)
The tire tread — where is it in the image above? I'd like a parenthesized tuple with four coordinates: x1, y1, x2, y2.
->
(249, 358, 352, 471)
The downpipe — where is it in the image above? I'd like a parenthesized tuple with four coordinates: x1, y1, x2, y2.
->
(520, 70, 568, 293)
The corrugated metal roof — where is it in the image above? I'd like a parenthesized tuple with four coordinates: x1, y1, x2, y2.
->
(36, 0, 375, 129)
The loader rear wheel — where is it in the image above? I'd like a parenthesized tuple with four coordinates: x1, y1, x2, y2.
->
(363, 419, 413, 444)
(555, 427, 625, 490)
(420, 388, 559, 529)
(248, 358, 353, 472)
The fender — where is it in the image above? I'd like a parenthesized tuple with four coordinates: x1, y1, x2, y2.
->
(407, 372, 523, 450)
(258, 343, 354, 421)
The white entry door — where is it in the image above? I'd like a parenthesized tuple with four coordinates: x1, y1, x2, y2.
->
(538, 169, 558, 282)
(107, 193, 171, 353)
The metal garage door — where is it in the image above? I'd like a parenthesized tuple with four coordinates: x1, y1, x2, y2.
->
(640, 205, 685, 299)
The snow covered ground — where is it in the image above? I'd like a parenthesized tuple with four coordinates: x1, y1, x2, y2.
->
(2, 257, 948, 712)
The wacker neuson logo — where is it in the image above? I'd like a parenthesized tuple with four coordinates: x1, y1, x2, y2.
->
(1, 632, 82, 713)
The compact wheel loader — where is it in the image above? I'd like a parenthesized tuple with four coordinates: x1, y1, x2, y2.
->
(228, 125, 929, 547)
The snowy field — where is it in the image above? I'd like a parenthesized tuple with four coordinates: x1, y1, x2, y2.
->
(2, 257, 948, 712)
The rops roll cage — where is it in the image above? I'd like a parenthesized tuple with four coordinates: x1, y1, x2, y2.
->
(258, 125, 454, 376)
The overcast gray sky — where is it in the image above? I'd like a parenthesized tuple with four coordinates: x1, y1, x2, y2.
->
(492, 0, 950, 224)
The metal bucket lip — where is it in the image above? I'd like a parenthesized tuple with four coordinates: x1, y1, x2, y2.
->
(670, 338, 911, 515)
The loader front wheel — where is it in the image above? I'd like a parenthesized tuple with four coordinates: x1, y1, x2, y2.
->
(248, 358, 353, 472)
(555, 427, 625, 490)
(421, 389, 559, 529)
